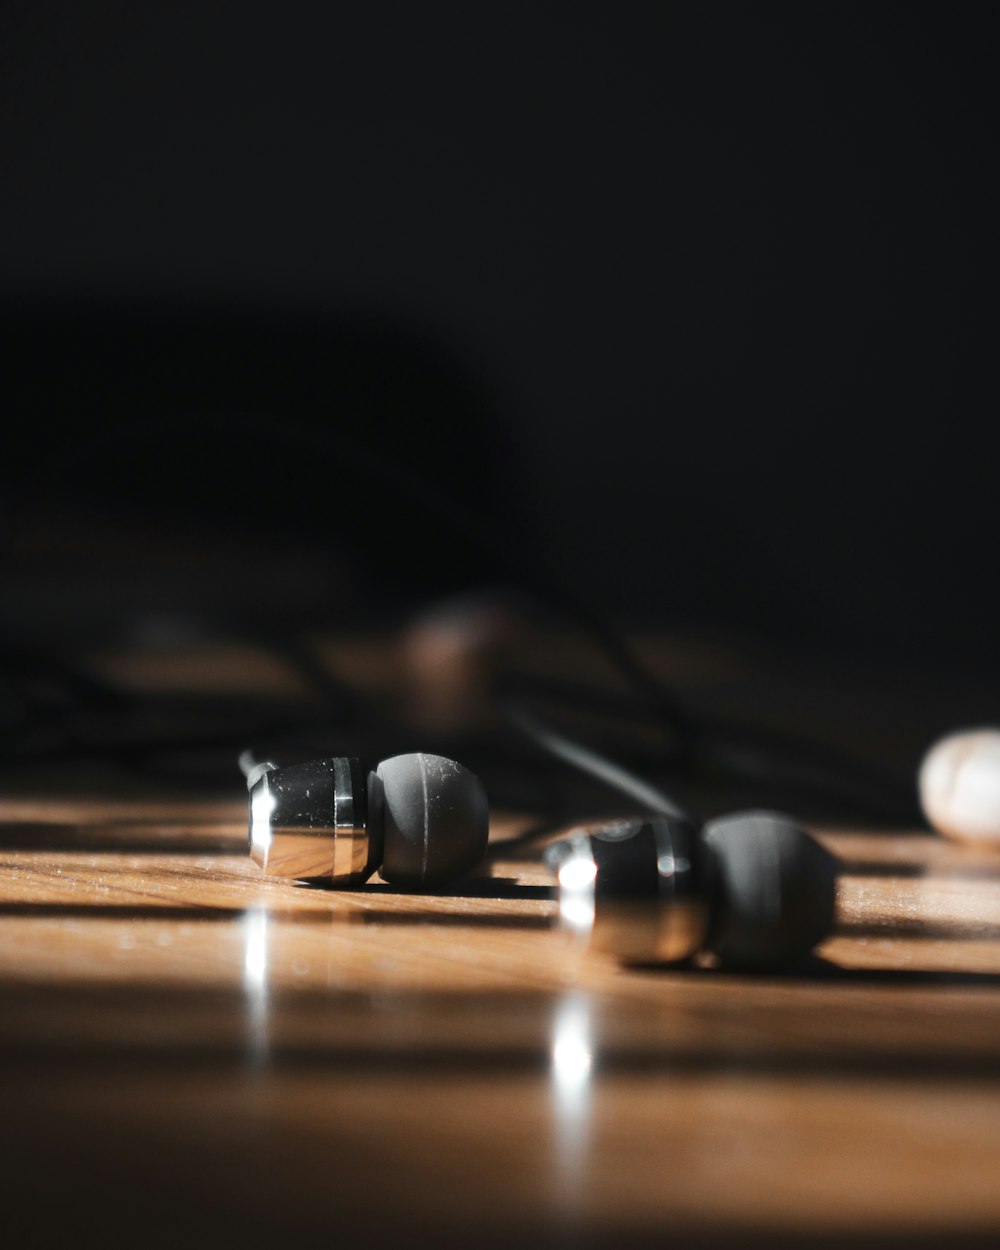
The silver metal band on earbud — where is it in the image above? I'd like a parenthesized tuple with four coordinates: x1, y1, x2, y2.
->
(330, 755, 370, 880)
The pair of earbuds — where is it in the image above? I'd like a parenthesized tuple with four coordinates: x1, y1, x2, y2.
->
(242, 748, 838, 970)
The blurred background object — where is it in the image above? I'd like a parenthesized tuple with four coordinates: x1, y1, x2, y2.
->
(1, 2, 997, 807)
(919, 728, 1000, 846)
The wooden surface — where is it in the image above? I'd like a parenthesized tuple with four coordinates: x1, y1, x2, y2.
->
(3, 791, 1000, 1248)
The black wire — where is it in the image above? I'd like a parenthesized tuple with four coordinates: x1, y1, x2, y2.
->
(497, 669, 917, 823)
(3, 407, 920, 821)
(499, 695, 693, 821)
(22, 407, 692, 745)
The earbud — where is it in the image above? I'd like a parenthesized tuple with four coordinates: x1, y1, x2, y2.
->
(245, 752, 489, 888)
(547, 809, 838, 970)
(918, 727, 1000, 846)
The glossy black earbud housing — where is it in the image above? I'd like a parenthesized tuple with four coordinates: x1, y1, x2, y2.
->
(248, 756, 376, 883)
(548, 816, 712, 964)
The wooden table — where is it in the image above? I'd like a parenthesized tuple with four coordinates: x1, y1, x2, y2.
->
(2, 788, 1000, 1248)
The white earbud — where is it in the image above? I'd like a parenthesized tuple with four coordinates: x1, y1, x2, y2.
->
(918, 728, 1000, 846)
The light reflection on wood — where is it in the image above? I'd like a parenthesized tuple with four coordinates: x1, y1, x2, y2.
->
(2, 801, 1000, 1246)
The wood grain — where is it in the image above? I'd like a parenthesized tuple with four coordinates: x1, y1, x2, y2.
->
(2, 794, 1000, 1248)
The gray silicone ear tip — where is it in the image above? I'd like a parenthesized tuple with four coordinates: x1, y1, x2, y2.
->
(374, 753, 489, 888)
(701, 810, 838, 970)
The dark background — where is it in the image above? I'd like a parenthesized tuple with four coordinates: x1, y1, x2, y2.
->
(1, 1, 997, 673)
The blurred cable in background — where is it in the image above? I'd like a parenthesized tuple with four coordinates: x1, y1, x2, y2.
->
(1, 2, 996, 810)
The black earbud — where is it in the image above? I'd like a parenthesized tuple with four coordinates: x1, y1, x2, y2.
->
(546, 809, 838, 970)
(245, 752, 489, 888)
